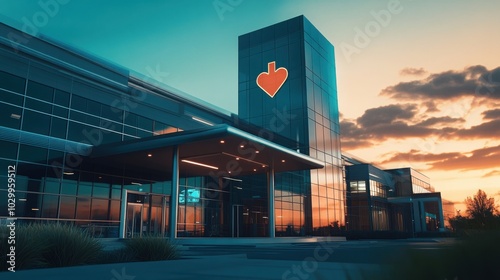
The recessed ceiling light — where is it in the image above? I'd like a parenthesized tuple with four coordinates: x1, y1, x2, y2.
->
(256, 151, 260, 154)
(181, 159, 218, 170)
(220, 140, 225, 144)
(240, 145, 244, 148)
(282, 159, 286, 163)
(253, 169, 257, 172)
(236, 157, 240, 160)
(147, 153, 152, 157)
(63, 171, 74, 175)
(223, 177, 242, 182)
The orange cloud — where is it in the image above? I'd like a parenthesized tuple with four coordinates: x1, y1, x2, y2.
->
(400, 67, 427, 77)
(482, 170, 500, 178)
(380, 145, 500, 171)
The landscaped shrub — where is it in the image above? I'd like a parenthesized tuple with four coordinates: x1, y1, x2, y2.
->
(2, 224, 179, 271)
(1, 223, 102, 270)
(1, 224, 48, 271)
(35, 223, 102, 267)
(124, 235, 180, 261)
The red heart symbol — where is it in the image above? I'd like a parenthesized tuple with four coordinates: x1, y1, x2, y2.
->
(256, 61, 288, 98)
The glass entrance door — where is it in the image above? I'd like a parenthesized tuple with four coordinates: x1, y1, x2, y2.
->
(126, 203, 143, 238)
(124, 192, 169, 238)
(150, 195, 167, 236)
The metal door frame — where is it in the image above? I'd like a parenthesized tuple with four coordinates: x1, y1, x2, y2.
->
(232, 204, 244, 237)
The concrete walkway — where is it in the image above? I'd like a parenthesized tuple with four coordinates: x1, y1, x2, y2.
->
(5, 254, 382, 280)
(98, 236, 346, 248)
(5, 237, 395, 280)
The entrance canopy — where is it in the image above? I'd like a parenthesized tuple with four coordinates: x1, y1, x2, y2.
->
(91, 124, 323, 238)
(90, 124, 323, 177)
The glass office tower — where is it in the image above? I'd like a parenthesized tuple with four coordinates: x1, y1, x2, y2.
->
(238, 16, 345, 235)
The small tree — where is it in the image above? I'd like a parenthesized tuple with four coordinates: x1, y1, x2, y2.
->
(465, 189, 498, 228)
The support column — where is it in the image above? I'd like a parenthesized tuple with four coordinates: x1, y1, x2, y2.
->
(267, 163, 275, 238)
(437, 198, 445, 232)
(169, 146, 180, 239)
(119, 189, 128, 238)
(412, 199, 421, 234)
(419, 200, 426, 232)
(161, 196, 166, 236)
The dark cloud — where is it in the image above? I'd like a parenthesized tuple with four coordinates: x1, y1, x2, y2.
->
(417, 116, 465, 127)
(340, 104, 442, 149)
(424, 101, 439, 113)
(400, 67, 427, 76)
(340, 104, 464, 149)
(341, 109, 497, 147)
(482, 109, 500, 120)
(381, 65, 500, 100)
(340, 120, 360, 138)
(454, 119, 500, 139)
(380, 145, 500, 171)
(340, 66, 500, 151)
(370, 121, 438, 139)
(340, 120, 373, 149)
(356, 104, 417, 128)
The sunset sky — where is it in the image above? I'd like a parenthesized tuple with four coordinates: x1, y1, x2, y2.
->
(1, 0, 499, 213)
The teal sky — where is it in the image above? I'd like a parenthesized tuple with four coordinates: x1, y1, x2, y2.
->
(1, 0, 500, 209)
(2, 0, 497, 114)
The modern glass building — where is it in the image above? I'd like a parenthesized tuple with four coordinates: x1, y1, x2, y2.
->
(0, 16, 340, 238)
(238, 16, 344, 236)
(0, 15, 446, 239)
(343, 153, 446, 237)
